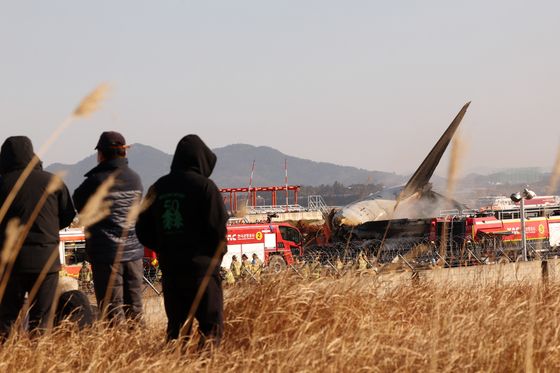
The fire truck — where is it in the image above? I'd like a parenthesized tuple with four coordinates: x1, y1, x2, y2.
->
(427, 202, 560, 264)
(59, 229, 162, 286)
(222, 223, 303, 272)
(304, 199, 560, 267)
(466, 214, 560, 246)
(59, 228, 87, 277)
(59, 223, 304, 275)
(431, 199, 560, 245)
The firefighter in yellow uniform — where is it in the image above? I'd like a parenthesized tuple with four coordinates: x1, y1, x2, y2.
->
(230, 255, 242, 279)
(240, 254, 251, 280)
(251, 253, 263, 280)
(78, 261, 93, 292)
(224, 269, 235, 285)
(310, 255, 322, 279)
(358, 252, 368, 271)
(335, 256, 344, 276)
(297, 258, 310, 279)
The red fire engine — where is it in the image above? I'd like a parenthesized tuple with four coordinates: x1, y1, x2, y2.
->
(466, 215, 560, 245)
(59, 223, 304, 274)
(59, 228, 87, 277)
(427, 203, 560, 263)
(223, 223, 303, 271)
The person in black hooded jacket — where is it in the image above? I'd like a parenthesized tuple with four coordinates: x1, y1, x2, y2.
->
(72, 131, 144, 322)
(136, 134, 228, 345)
(0, 136, 75, 338)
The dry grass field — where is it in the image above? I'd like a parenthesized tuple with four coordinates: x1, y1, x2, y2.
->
(0, 272, 559, 372)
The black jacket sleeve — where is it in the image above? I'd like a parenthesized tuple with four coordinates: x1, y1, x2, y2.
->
(72, 176, 101, 213)
(204, 181, 228, 256)
(135, 185, 158, 252)
(58, 184, 76, 229)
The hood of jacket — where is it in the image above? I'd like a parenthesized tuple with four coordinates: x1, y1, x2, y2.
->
(0, 136, 41, 175)
(170, 135, 216, 177)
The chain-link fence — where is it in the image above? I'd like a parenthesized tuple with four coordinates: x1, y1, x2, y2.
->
(300, 236, 560, 271)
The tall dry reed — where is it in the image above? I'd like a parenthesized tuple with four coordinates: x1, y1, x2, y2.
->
(99, 196, 142, 319)
(0, 175, 63, 304)
(0, 80, 108, 335)
(0, 83, 109, 226)
(439, 134, 466, 262)
(76, 175, 115, 228)
(445, 134, 466, 199)
(548, 144, 560, 194)
(1, 273, 560, 372)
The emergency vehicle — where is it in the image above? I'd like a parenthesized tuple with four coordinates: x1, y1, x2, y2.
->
(222, 223, 303, 272)
(59, 229, 162, 281)
(58, 228, 87, 277)
(430, 202, 560, 246)
(59, 223, 304, 275)
(428, 202, 560, 263)
(466, 214, 560, 246)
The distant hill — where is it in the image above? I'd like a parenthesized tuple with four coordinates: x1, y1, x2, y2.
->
(46, 143, 406, 192)
(47, 144, 172, 192)
(461, 167, 546, 186)
(212, 144, 405, 189)
(45, 143, 555, 201)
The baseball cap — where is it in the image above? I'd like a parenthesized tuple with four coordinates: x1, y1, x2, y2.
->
(94, 131, 129, 150)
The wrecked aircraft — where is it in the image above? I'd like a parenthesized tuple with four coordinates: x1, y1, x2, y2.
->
(331, 102, 471, 239)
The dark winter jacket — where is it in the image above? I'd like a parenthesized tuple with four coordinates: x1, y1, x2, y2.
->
(135, 135, 228, 277)
(0, 136, 76, 273)
(73, 157, 144, 264)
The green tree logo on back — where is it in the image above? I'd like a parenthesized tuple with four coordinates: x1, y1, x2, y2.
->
(162, 198, 184, 231)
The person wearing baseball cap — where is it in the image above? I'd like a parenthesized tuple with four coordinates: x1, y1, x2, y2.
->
(73, 131, 144, 323)
(94, 131, 130, 149)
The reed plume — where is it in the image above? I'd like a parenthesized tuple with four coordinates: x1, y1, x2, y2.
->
(438, 134, 466, 262)
(73, 83, 110, 118)
(445, 134, 465, 199)
(0, 219, 21, 266)
(548, 144, 560, 194)
(0, 218, 23, 291)
(139, 190, 155, 215)
(0, 83, 110, 226)
(77, 175, 115, 228)
(46, 173, 64, 194)
(235, 199, 249, 218)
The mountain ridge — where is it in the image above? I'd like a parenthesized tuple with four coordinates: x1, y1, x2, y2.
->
(46, 143, 406, 192)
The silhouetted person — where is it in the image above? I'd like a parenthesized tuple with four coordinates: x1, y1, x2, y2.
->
(136, 135, 228, 347)
(73, 131, 144, 322)
(0, 136, 75, 339)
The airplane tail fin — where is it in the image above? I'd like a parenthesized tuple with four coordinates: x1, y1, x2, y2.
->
(399, 102, 471, 201)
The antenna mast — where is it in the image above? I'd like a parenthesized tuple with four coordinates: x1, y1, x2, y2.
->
(285, 158, 289, 210)
(247, 160, 255, 207)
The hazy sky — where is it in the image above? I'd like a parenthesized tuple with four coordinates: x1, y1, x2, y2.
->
(1, 1, 558, 176)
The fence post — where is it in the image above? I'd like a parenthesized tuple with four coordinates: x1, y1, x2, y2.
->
(542, 260, 549, 285)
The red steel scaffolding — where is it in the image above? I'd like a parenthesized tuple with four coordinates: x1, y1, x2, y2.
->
(220, 185, 300, 213)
